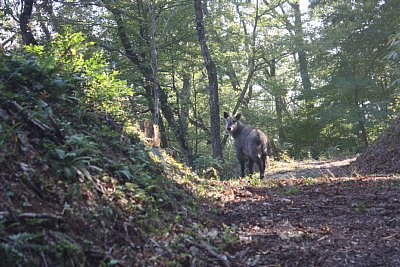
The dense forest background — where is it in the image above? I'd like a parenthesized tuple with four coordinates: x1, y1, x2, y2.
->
(2, 1, 400, 266)
(1, 0, 400, 174)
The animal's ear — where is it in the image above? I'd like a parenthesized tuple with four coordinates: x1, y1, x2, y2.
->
(235, 113, 241, 120)
(223, 112, 229, 119)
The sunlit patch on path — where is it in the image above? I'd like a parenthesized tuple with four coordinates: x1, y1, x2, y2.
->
(209, 159, 400, 266)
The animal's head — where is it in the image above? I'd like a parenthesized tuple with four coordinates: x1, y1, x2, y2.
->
(223, 112, 241, 134)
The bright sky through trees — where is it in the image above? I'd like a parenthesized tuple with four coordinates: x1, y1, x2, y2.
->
(300, 0, 309, 12)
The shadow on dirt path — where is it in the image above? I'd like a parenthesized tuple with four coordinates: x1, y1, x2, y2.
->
(216, 158, 400, 266)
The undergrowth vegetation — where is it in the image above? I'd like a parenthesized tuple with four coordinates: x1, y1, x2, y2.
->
(0, 33, 236, 266)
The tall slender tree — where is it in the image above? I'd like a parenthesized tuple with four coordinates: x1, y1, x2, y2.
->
(20, 0, 37, 45)
(194, 0, 223, 162)
(105, 4, 194, 164)
(289, 1, 312, 105)
(148, 0, 161, 146)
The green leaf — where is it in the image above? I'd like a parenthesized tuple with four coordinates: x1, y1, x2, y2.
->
(115, 168, 132, 180)
(63, 167, 76, 178)
(125, 182, 139, 191)
(55, 148, 66, 160)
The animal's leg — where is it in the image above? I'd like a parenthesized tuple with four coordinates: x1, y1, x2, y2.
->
(237, 152, 246, 178)
(252, 155, 264, 179)
(239, 159, 245, 178)
(261, 153, 267, 179)
(248, 158, 254, 177)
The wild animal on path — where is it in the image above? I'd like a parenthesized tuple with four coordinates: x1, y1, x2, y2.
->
(223, 112, 270, 178)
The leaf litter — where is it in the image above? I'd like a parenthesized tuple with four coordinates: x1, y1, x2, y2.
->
(209, 158, 400, 266)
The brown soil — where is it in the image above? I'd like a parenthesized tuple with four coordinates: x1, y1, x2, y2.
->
(356, 116, 400, 174)
(211, 158, 400, 266)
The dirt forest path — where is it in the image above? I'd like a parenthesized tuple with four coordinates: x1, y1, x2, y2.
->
(213, 158, 400, 266)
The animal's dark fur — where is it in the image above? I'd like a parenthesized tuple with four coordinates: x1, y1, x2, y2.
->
(224, 112, 269, 178)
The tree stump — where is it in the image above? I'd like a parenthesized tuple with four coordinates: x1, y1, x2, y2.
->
(139, 120, 161, 148)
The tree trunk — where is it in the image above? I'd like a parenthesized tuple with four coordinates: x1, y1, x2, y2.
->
(158, 88, 193, 164)
(290, 1, 312, 106)
(148, 0, 160, 147)
(157, 112, 168, 148)
(354, 86, 369, 147)
(194, 0, 223, 162)
(275, 94, 286, 146)
(179, 72, 191, 135)
(148, 0, 159, 126)
(270, 59, 286, 146)
(107, 5, 193, 165)
(139, 82, 168, 148)
(20, 0, 37, 45)
(35, 2, 51, 42)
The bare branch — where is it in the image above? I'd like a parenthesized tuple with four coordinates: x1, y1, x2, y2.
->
(0, 211, 63, 221)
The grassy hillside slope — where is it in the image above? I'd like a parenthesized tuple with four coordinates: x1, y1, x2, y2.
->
(0, 50, 232, 266)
